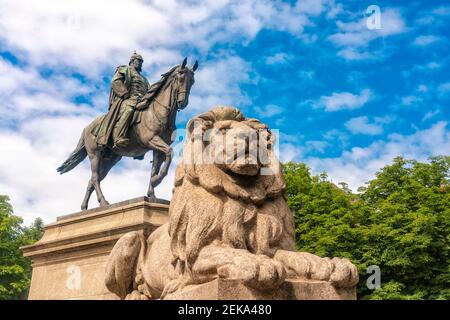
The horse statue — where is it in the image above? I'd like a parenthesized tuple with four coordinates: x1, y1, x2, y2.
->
(56, 58, 197, 210)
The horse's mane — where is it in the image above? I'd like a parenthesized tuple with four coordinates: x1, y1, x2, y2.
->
(142, 65, 179, 105)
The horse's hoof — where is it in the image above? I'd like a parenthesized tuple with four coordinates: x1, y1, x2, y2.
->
(100, 200, 110, 207)
(81, 205, 87, 211)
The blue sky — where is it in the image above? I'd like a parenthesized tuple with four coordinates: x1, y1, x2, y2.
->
(0, 0, 449, 224)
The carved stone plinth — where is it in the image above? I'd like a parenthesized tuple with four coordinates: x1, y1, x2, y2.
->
(21, 197, 169, 300)
(164, 278, 356, 300)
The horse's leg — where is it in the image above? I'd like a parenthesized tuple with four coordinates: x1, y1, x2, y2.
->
(147, 150, 164, 199)
(81, 132, 95, 210)
(88, 151, 110, 207)
(81, 180, 94, 211)
(82, 152, 122, 209)
(150, 136, 173, 187)
(152, 150, 164, 177)
(142, 136, 173, 198)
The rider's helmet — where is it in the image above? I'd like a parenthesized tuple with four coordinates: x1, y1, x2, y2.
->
(129, 51, 144, 65)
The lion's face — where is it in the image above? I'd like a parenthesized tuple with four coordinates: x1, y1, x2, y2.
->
(183, 105, 278, 182)
(205, 120, 264, 176)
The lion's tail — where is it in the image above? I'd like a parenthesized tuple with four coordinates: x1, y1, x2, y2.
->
(56, 129, 87, 174)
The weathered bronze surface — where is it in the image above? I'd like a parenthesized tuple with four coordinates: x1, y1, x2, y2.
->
(57, 53, 198, 210)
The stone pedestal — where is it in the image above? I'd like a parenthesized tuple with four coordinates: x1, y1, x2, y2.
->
(22, 197, 169, 300)
(165, 278, 356, 300)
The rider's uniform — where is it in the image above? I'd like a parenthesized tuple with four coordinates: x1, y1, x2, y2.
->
(112, 66, 149, 147)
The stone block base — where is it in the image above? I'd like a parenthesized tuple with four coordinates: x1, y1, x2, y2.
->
(165, 278, 356, 300)
(21, 197, 169, 300)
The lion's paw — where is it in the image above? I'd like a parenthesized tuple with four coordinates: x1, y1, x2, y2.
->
(217, 255, 258, 284)
(329, 257, 359, 288)
(274, 251, 358, 288)
(253, 256, 286, 289)
(217, 254, 286, 290)
(125, 290, 150, 300)
(161, 278, 184, 299)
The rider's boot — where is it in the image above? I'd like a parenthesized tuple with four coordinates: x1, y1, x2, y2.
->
(114, 106, 134, 148)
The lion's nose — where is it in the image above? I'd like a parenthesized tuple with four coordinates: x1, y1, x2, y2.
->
(230, 161, 260, 176)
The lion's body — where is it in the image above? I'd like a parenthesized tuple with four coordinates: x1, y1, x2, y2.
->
(105, 106, 359, 300)
(169, 163, 297, 267)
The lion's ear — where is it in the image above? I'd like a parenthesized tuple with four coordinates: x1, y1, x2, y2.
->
(186, 118, 198, 137)
(187, 118, 213, 139)
(187, 118, 202, 140)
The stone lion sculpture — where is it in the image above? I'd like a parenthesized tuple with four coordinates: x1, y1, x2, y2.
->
(105, 106, 359, 300)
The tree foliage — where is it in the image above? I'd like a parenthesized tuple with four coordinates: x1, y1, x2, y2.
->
(283, 156, 450, 300)
(0, 195, 44, 299)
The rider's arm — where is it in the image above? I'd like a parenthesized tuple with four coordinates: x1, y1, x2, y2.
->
(111, 67, 129, 99)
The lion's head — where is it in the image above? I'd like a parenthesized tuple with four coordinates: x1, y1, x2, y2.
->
(168, 106, 295, 276)
(178, 105, 285, 195)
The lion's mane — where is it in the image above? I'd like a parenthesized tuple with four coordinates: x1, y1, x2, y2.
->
(168, 106, 296, 277)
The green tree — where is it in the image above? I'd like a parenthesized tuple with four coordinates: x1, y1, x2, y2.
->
(0, 195, 44, 299)
(283, 156, 450, 300)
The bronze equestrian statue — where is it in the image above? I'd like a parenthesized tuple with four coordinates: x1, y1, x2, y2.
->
(57, 52, 197, 210)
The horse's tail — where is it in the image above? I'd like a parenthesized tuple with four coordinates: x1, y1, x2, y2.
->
(57, 129, 87, 174)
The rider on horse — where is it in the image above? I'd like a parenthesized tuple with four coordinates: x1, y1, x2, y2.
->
(94, 51, 150, 149)
(57, 56, 197, 209)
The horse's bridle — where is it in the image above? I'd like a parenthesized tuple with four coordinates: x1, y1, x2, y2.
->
(153, 73, 189, 112)
(172, 73, 191, 111)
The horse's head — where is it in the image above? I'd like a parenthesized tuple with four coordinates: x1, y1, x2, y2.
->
(138, 58, 197, 113)
(173, 57, 197, 110)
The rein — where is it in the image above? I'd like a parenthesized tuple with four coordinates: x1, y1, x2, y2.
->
(151, 77, 182, 112)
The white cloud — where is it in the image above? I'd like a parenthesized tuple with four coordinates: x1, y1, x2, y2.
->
(401, 95, 422, 107)
(305, 122, 450, 190)
(316, 89, 372, 112)
(304, 140, 330, 154)
(345, 116, 384, 135)
(182, 54, 255, 122)
(413, 35, 441, 46)
(265, 52, 290, 65)
(0, 58, 97, 125)
(253, 104, 283, 118)
(422, 110, 440, 122)
(417, 61, 442, 71)
(336, 48, 374, 61)
(279, 143, 302, 163)
(279, 134, 330, 158)
(328, 8, 407, 60)
(438, 82, 450, 94)
(377, 9, 407, 36)
(417, 84, 428, 92)
(402, 61, 443, 79)
(0, 0, 339, 76)
(432, 5, 450, 16)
